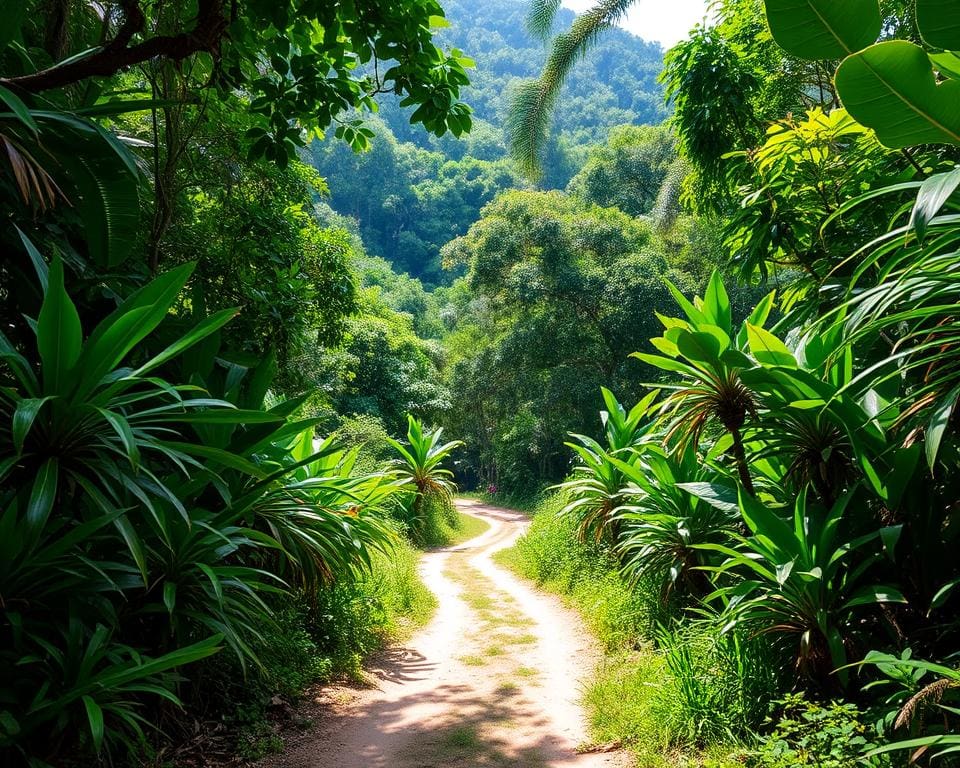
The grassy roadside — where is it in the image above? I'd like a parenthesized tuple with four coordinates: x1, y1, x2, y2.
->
(230, 507, 484, 761)
(493, 496, 744, 768)
(218, 534, 438, 761)
(446, 508, 491, 545)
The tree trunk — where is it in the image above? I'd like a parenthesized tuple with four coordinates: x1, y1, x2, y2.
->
(729, 427, 755, 497)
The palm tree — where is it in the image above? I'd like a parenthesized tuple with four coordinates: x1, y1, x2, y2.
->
(507, 0, 637, 178)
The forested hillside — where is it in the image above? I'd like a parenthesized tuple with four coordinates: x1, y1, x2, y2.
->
(309, 0, 666, 282)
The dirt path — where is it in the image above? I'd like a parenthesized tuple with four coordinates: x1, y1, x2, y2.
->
(262, 499, 630, 768)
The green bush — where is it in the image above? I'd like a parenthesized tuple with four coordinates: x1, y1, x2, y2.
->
(388, 415, 464, 547)
(749, 693, 891, 768)
(334, 414, 394, 475)
(184, 538, 435, 759)
(307, 540, 437, 677)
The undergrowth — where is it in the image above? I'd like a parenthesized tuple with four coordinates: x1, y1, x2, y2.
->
(495, 492, 753, 767)
(192, 536, 436, 760)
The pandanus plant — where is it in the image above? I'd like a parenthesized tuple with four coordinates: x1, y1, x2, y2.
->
(556, 388, 657, 542)
(700, 488, 906, 688)
(0, 245, 402, 760)
(633, 271, 774, 496)
(388, 415, 464, 540)
(614, 442, 740, 599)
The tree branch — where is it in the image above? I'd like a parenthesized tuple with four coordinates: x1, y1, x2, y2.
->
(1, 0, 228, 94)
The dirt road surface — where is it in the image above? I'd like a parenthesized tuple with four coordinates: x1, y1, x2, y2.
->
(260, 499, 630, 768)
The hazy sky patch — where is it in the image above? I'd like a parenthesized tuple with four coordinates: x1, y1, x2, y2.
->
(560, 0, 712, 48)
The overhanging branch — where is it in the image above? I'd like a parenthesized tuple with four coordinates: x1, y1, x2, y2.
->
(0, 0, 228, 94)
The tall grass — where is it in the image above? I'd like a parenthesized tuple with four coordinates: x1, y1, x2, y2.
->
(498, 492, 772, 765)
(496, 493, 665, 648)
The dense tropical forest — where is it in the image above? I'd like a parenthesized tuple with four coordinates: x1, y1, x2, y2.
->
(3, 0, 960, 766)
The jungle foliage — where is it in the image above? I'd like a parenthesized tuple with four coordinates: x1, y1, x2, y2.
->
(307, 0, 666, 283)
(505, 0, 960, 764)
(0, 2, 465, 765)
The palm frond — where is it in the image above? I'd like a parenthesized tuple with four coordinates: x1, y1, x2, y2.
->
(527, 0, 563, 40)
(508, 0, 637, 178)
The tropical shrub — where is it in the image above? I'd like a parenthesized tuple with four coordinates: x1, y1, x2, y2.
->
(616, 443, 739, 601)
(557, 388, 657, 542)
(702, 489, 905, 686)
(0, 247, 402, 764)
(749, 693, 889, 768)
(388, 415, 464, 546)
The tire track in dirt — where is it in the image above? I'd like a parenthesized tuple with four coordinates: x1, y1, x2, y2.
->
(261, 499, 629, 768)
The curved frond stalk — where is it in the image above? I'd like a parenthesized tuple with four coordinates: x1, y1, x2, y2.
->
(527, 0, 563, 40)
(508, 0, 638, 179)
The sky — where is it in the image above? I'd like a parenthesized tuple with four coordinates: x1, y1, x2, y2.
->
(560, 0, 711, 48)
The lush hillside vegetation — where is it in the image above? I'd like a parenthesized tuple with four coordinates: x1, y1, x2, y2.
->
(308, 0, 666, 283)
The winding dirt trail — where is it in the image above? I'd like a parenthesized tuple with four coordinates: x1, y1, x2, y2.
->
(262, 499, 630, 768)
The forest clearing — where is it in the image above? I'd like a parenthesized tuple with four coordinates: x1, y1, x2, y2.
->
(4, 0, 960, 766)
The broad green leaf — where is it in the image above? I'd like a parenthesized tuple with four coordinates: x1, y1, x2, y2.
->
(930, 51, 960, 80)
(859, 451, 887, 499)
(630, 352, 700, 377)
(0, 710, 19, 737)
(158, 441, 266, 477)
(96, 408, 141, 470)
(910, 167, 960, 243)
(763, 0, 880, 59)
(39, 113, 141, 267)
(931, 577, 960, 610)
(698, 324, 732, 354)
(843, 584, 908, 608)
(161, 408, 285, 424)
(880, 525, 903, 562)
(746, 323, 796, 367)
(163, 581, 177, 615)
(916, 0, 960, 49)
(113, 515, 148, 585)
(885, 444, 920, 508)
(702, 270, 732, 331)
(676, 330, 722, 364)
(720, 348, 753, 369)
(131, 307, 239, 378)
(677, 482, 740, 515)
(76, 263, 195, 400)
(665, 279, 708, 325)
(836, 41, 960, 148)
(37, 256, 82, 395)
(0, 332, 38, 396)
(96, 634, 223, 687)
(738, 487, 799, 557)
(16, 227, 48, 291)
(0, 85, 37, 134)
(746, 290, 776, 329)
(26, 458, 58, 533)
(826, 626, 849, 683)
(925, 388, 958, 471)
